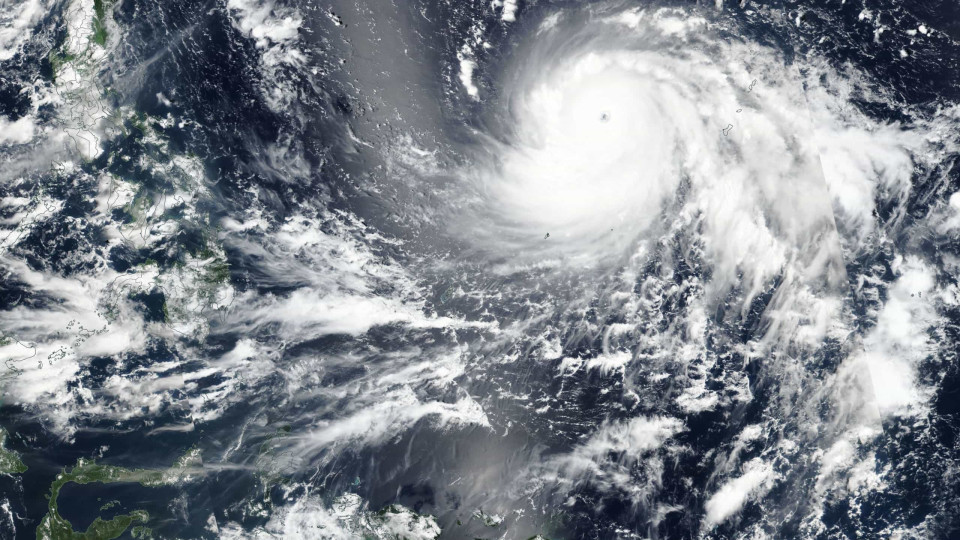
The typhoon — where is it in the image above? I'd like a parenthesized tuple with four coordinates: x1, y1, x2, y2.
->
(1, 0, 960, 539)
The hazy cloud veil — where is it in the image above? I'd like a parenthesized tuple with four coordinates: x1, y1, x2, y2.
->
(0, 0, 959, 538)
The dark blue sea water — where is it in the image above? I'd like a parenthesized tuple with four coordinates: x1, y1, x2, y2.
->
(1, 0, 959, 538)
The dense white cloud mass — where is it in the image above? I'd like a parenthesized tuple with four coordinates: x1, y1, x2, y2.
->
(1, 0, 959, 538)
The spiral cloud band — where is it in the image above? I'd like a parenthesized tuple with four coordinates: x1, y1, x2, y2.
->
(458, 8, 844, 298)
(1, 0, 959, 538)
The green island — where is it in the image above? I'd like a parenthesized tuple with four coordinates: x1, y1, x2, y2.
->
(36, 448, 202, 540)
(130, 525, 153, 539)
(0, 427, 28, 474)
(92, 0, 111, 45)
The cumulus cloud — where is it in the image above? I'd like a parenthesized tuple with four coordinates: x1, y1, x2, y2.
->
(0, 116, 35, 144)
(704, 459, 776, 527)
(220, 492, 440, 540)
(0, 0, 50, 61)
(225, 0, 301, 48)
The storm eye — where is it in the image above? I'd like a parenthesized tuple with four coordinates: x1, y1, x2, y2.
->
(599, 111, 610, 123)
